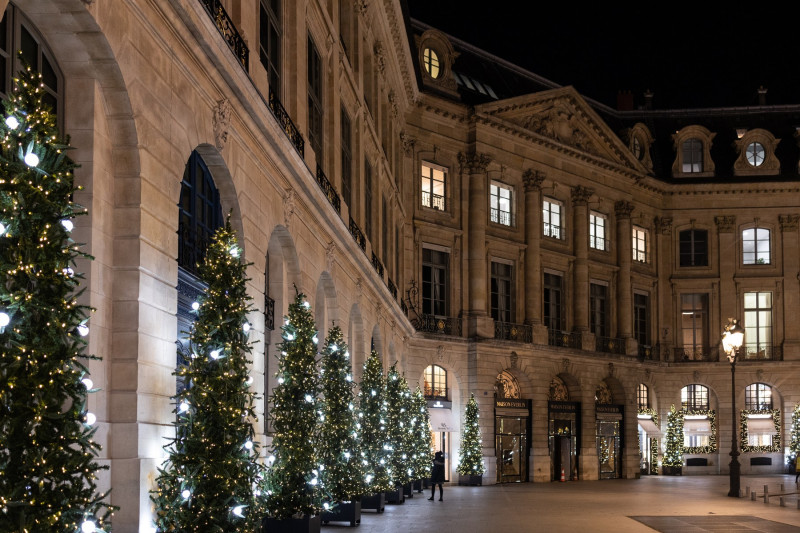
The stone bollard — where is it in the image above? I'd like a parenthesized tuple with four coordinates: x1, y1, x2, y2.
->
(780, 496, 786, 507)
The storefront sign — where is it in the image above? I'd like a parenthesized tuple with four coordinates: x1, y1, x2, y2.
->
(596, 404, 623, 415)
(548, 401, 579, 413)
(495, 398, 529, 410)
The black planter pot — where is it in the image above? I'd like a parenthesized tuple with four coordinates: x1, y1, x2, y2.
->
(262, 514, 321, 533)
(458, 474, 483, 486)
(385, 485, 405, 503)
(402, 481, 414, 498)
(360, 492, 385, 513)
(321, 500, 361, 527)
(662, 465, 682, 476)
(412, 479, 425, 493)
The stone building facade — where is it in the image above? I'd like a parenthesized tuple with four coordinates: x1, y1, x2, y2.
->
(6, 1, 800, 530)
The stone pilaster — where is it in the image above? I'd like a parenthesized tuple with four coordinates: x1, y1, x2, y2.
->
(716, 215, 737, 362)
(780, 214, 800, 359)
(523, 169, 548, 344)
(572, 186, 593, 333)
(615, 201, 634, 353)
(655, 217, 673, 361)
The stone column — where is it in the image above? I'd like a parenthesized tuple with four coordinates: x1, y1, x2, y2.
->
(716, 215, 737, 361)
(615, 201, 635, 354)
(579, 382, 599, 480)
(523, 169, 548, 344)
(571, 186, 593, 349)
(655, 217, 673, 361)
(780, 215, 800, 359)
(460, 151, 494, 338)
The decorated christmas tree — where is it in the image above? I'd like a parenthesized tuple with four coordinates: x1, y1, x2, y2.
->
(386, 363, 413, 487)
(0, 62, 115, 532)
(151, 220, 265, 531)
(358, 351, 393, 492)
(410, 386, 433, 482)
(790, 404, 800, 460)
(457, 394, 485, 476)
(663, 404, 684, 471)
(318, 325, 367, 504)
(266, 290, 325, 519)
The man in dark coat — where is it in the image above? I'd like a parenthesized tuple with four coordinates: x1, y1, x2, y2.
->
(428, 451, 445, 501)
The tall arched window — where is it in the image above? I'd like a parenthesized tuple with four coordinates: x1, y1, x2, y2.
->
(176, 151, 223, 393)
(1, 3, 63, 120)
(423, 364, 447, 400)
(745, 383, 773, 410)
(681, 384, 709, 410)
(637, 384, 649, 410)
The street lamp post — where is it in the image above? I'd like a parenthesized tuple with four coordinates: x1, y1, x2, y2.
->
(722, 318, 745, 498)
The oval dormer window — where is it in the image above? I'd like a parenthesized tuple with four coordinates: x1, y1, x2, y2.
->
(423, 47, 440, 79)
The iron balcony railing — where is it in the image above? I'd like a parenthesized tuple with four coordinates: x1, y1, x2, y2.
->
(315, 165, 341, 213)
(371, 252, 384, 278)
(400, 299, 408, 315)
(674, 346, 718, 362)
(387, 278, 398, 299)
(490, 208, 515, 227)
(199, 0, 249, 71)
(743, 344, 783, 361)
(595, 336, 626, 355)
(590, 236, 610, 251)
(264, 295, 275, 331)
(548, 329, 581, 348)
(494, 321, 532, 343)
(413, 314, 462, 336)
(349, 216, 366, 252)
(543, 222, 566, 240)
(638, 344, 654, 360)
(268, 87, 304, 157)
(421, 191, 445, 211)
(424, 386, 448, 401)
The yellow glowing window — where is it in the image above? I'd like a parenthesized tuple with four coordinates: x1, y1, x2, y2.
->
(423, 47, 440, 79)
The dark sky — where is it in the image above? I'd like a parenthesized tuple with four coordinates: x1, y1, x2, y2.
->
(405, 2, 799, 110)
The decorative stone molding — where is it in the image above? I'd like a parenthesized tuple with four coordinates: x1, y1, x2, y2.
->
(614, 200, 635, 219)
(415, 29, 459, 95)
(607, 362, 615, 378)
(399, 131, 416, 156)
(354, 0, 368, 16)
(373, 40, 386, 74)
(733, 128, 781, 176)
(325, 241, 336, 273)
(714, 215, 736, 233)
(520, 104, 599, 155)
(213, 98, 231, 150)
(657, 217, 673, 235)
(388, 90, 398, 118)
(510, 351, 518, 369)
(283, 188, 296, 228)
(458, 151, 492, 175)
(779, 214, 800, 232)
(561, 357, 571, 374)
(522, 169, 545, 192)
(570, 185, 594, 206)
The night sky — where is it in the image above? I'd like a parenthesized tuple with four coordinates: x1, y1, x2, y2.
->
(405, 2, 799, 110)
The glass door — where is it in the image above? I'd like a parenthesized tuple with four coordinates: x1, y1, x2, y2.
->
(596, 420, 621, 479)
(431, 431, 450, 481)
(496, 416, 528, 483)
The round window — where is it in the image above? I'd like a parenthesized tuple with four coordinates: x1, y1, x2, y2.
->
(746, 142, 765, 167)
(423, 47, 440, 79)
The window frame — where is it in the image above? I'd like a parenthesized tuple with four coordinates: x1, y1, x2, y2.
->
(681, 138, 703, 173)
(423, 364, 448, 399)
(589, 211, 608, 251)
(307, 35, 324, 164)
(490, 260, 514, 323)
(422, 246, 449, 317)
(681, 384, 709, 411)
(422, 47, 441, 79)
(632, 225, 648, 263)
(637, 384, 649, 410)
(745, 383, 773, 410)
(259, 0, 282, 97)
(543, 197, 564, 240)
(340, 107, 352, 209)
(633, 292, 650, 347)
(590, 282, 609, 337)
(490, 181, 513, 227)
(679, 229, 708, 267)
(421, 161, 447, 211)
(743, 291, 773, 358)
(543, 272, 565, 332)
(742, 227, 771, 265)
(681, 293, 708, 360)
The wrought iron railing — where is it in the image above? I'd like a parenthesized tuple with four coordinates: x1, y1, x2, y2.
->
(596, 336, 626, 355)
(424, 386, 448, 400)
(743, 344, 783, 361)
(264, 294, 275, 331)
(638, 344, 653, 360)
(199, 0, 249, 71)
(349, 216, 366, 252)
(268, 87, 304, 157)
(548, 329, 581, 349)
(387, 278, 398, 299)
(490, 208, 514, 227)
(413, 314, 462, 336)
(494, 321, 532, 343)
(590, 236, 610, 251)
(315, 165, 341, 213)
(421, 191, 445, 211)
(400, 299, 408, 315)
(674, 346, 718, 362)
(371, 252, 384, 278)
(543, 222, 566, 240)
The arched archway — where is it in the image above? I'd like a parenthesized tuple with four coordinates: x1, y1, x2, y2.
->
(314, 271, 338, 342)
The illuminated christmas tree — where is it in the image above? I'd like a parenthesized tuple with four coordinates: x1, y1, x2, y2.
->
(789, 404, 800, 459)
(358, 351, 393, 492)
(386, 362, 413, 487)
(151, 220, 265, 531)
(457, 394, 485, 476)
(318, 325, 367, 504)
(266, 290, 325, 519)
(0, 62, 115, 532)
(410, 386, 433, 482)
(663, 404, 684, 471)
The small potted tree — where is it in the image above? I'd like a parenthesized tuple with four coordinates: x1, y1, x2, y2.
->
(457, 394, 485, 485)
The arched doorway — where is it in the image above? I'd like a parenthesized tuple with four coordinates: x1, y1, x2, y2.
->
(494, 370, 530, 483)
(595, 380, 623, 479)
(548, 375, 579, 481)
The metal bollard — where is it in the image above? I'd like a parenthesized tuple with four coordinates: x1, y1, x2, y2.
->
(764, 485, 769, 504)
(751, 491, 757, 501)
(780, 496, 786, 507)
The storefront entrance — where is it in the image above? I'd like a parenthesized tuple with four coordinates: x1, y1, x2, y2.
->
(548, 401, 580, 481)
(596, 404, 623, 479)
(495, 398, 531, 483)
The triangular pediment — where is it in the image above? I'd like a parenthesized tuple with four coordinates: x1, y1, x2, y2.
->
(476, 87, 645, 173)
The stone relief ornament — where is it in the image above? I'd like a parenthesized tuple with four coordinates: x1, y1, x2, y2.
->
(522, 169, 545, 191)
(496, 370, 520, 399)
(714, 215, 736, 233)
(213, 98, 231, 150)
(458, 151, 492, 174)
(283, 188, 296, 228)
(325, 241, 336, 273)
(521, 104, 599, 155)
(549, 377, 569, 401)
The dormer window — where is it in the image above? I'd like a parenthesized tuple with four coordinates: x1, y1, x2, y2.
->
(671, 125, 715, 178)
(734, 128, 780, 176)
(423, 47, 440, 79)
(416, 29, 459, 97)
(746, 142, 765, 167)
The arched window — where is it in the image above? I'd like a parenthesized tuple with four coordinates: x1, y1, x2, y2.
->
(742, 227, 770, 265)
(745, 383, 773, 410)
(1, 3, 63, 120)
(423, 364, 447, 400)
(176, 151, 223, 393)
(637, 384, 649, 410)
(681, 384, 709, 410)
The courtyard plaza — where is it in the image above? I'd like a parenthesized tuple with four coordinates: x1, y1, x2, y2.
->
(352, 475, 800, 532)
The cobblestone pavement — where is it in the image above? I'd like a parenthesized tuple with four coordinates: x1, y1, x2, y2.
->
(336, 475, 800, 532)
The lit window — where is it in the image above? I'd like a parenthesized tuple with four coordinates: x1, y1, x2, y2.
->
(490, 183, 513, 226)
(632, 226, 648, 262)
(421, 162, 446, 210)
(589, 212, 607, 250)
(742, 227, 770, 265)
(423, 364, 447, 399)
(745, 383, 773, 410)
(682, 139, 703, 173)
(543, 198, 564, 239)
(681, 384, 709, 411)
(423, 47, 440, 79)
(746, 142, 765, 167)
(744, 292, 773, 359)
(637, 384, 649, 410)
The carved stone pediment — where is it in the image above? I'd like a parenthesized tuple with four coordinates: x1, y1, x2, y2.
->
(517, 102, 601, 156)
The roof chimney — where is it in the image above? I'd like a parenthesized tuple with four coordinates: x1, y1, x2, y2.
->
(643, 90, 654, 110)
(758, 86, 767, 106)
(617, 90, 633, 111)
